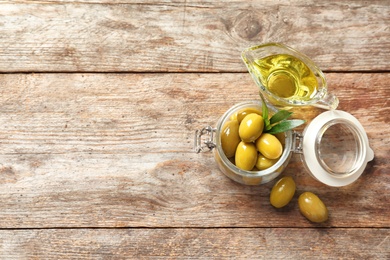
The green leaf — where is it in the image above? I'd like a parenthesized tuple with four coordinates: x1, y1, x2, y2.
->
(270, 110, 293, 125)
(259, 91, 304, 134)
(266, 119, 306, 134)
(259, 92, 270, 127)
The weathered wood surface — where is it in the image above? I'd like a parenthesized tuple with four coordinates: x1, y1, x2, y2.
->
(0, 73, 388, 229)
(0, 1, 389, 72)
(0, 228, 389, 259)
(0, 0, 389, 259)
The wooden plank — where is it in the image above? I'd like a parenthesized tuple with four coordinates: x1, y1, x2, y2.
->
(0, 73, 389, 228)
(0, 228, 389, 259)
(0, 2, 389, 72)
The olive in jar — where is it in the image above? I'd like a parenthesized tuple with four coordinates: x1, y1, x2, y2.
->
(239, 113, 264, 143)
(235, 141, 257, 171)
(221, 120, 241, 158)
(234, 108, 262, 123)
(256, 154, 278, 171)
(255, 133, 283, 160)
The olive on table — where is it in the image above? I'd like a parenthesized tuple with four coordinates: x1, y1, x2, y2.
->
(239, 113, 264, 142)
(270, 176, 296, 208)
(255, 133, 283, 159)
(298, 192, 329, 223)
(256, 154, 278, 170)
(235, 141, 257, 171)
(221, 120, 241, 158)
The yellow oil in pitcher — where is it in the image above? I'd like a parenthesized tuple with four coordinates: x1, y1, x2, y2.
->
(251, 54, 319, 101)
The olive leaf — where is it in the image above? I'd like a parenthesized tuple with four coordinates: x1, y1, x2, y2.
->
(267, 120, 305, 134)
(270, 110, 293, 125)
(260, 92, 305, 134)
(260, 93, 270, 129)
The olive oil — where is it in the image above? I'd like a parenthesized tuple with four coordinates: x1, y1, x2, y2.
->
(250, 54, 319, 102)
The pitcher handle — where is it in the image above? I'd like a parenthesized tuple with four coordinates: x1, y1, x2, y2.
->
(312, 92, 339, 110)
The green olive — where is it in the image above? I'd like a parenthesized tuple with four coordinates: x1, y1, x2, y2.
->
(221, 120, 241, 158)
(298, 192, 329, 223)
(235, 141, 257, 171)
(255, 133, 283, 159)
(255, 154, 278, 170)
(236, 108, 262, 123)
(270, 176, 296, 208)
(230, 112, 238, 121)
(239, 113, 264, 142)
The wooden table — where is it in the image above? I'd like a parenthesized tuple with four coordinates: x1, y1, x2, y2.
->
(0, 1, 389, 259)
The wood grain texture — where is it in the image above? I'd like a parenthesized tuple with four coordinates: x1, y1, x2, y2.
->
(0, 1, 389, 72)
(0, 73, 388, 228)
(1, 1, 389, 258)
(0, 228, 389, 259)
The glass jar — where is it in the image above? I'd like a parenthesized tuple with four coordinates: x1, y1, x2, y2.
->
(195, 100, 374, 187)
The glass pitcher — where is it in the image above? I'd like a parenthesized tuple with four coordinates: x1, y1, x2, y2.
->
(241, 43, 339, 110)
